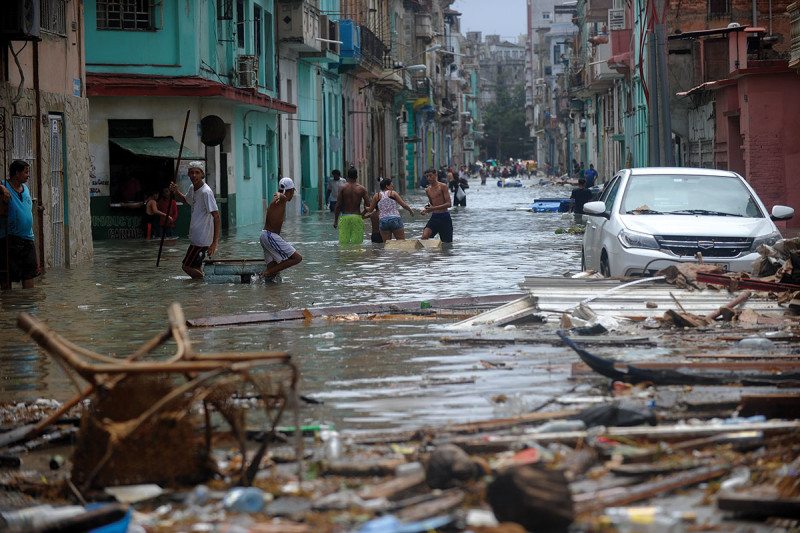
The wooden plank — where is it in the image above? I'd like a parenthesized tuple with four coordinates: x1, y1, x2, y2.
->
(440, 421, 800, 453)
(571, 359, 800, 374)
(396, 489, 464, 522)
(358, 472, 426, 501)
(739, 393, 800, 419)
(188, 293, 526, 328)
(576, 464, 729, 513)
(440, 335, 656, 347)
(717, 493, 800, 518)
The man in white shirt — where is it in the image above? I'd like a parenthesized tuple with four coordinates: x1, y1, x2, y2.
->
(169, 161, 220, 279)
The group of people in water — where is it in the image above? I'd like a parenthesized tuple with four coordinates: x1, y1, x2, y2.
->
(256, 167, 458, 280)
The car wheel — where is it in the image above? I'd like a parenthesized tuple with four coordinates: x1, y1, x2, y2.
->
(580, 247, 586, 271)
(600, 252, 611, 277)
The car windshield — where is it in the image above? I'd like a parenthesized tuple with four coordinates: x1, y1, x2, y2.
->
(620, 175, 763, 218)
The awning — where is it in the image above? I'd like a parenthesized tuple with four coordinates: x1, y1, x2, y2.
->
(109, 137, 205, 159)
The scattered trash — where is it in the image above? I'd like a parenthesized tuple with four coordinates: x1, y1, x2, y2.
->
(105, 484, 164, 504)
(223, 487, 268, 513)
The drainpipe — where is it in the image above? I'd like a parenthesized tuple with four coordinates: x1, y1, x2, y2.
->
(752, 0, 758, 27)
(275, 11, 283, 181)
(33, 41, 45, 272)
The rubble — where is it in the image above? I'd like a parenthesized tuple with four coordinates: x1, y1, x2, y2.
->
(2, 256, 800, 532)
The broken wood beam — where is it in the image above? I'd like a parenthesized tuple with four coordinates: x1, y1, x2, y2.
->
(358, 472, 427, 501)
(739, 393, 800, 419)
(576, 464, 729, 513)
(395, 489, 464, 522)
(717, 493, 800, 519)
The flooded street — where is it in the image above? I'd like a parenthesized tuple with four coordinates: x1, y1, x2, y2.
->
(0, 180, 583, 431)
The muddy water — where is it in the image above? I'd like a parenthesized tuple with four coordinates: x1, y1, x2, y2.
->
(0, 180, 583, 430)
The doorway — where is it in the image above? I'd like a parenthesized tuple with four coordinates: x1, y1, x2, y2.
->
(49, 115, 66, 267)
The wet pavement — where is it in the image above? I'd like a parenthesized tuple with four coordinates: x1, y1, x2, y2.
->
(0, 179, 584, 430)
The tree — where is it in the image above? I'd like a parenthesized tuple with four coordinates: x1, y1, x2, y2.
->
(480, 77, 530, 160)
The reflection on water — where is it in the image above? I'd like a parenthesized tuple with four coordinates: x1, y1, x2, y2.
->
(0, 181, 582, 429)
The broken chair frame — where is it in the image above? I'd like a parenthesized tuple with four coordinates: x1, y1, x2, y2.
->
(16, 303, 301, 491)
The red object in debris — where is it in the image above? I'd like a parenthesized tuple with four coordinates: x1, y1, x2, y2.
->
(512, 447, 540, 465)
(695, 272, 800, 292)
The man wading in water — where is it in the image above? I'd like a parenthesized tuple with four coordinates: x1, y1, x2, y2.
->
(334, 167, 370, 245)
(260, 177, 302, 281)
(420, 168, 453, 243)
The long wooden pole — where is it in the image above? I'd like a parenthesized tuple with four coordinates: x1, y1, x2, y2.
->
(157, 109, 191, 266)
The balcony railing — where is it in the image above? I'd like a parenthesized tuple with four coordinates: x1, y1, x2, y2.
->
(790, 2, 800, 69)
(360, 24, 388, 70)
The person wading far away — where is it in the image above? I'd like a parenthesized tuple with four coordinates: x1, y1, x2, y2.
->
(420, 168, 453, 243)
(0, 160, 39, 289)
(334, 167, 370, 245)
(169, 161, 220, 279)
(260, 177, 303, 281)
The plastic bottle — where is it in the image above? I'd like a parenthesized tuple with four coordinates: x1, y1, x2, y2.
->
(737, 337, 775, 351)
(222, 487, 266, 513)
(602, 507, 684, 533)
(1, 505, 85, 532)
(321, 429, 342, 460)
(532, 419, 586, 433)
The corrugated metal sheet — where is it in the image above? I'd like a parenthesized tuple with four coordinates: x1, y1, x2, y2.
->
(519, 277, 785, 318)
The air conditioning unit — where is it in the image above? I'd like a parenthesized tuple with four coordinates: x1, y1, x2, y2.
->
(0, 0, 41, 41)
(463, 139, 475, 150)
(535, 78, 545, 85)
(236, 55, 259, 89)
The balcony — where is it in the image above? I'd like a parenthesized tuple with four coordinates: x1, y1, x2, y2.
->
(585, 41, 621, 92)
(359, 24, 388, 72)
(415, 13, 433, 41)
(584, 0, 612, 23)
(276, 0, 321, 53)
(300, 14, 339, 62)
(339, 20, 361, 65)
(790, 3, 800, 69)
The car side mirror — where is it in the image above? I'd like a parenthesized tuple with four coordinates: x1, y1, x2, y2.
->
(771, 205, 794, 221)
(583, 201, 608, 218)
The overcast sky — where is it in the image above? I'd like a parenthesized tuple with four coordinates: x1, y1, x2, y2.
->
(452, 0, 527, 42)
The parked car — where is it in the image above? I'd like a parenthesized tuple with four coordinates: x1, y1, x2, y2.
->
(581, 167, 794, 277)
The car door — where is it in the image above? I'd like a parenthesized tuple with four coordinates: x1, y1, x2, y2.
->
(584, 175, 621, 267)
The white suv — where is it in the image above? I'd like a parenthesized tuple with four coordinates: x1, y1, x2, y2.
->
(581, 167, 794, 277)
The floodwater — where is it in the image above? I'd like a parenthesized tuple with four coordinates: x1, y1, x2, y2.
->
(0, 179, 584, 431)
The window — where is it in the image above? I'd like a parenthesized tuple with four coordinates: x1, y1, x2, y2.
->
(708, 0, 730, 17)
(236, 0, 245, 48)
(12, 116, 35, 193)
(542, 11, 551, 20)
(254, 5, 262, 56)
(217, 0, 233, 20)
(97, 0, 155, 31)
(41, 0, 67, 35)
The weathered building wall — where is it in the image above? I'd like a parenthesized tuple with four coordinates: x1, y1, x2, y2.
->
(738, 73, 800, 223)
(666, 0, 793, 53)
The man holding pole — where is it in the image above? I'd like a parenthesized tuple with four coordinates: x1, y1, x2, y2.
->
(0, 160, 39, 289)
(169, 161, 220, 279)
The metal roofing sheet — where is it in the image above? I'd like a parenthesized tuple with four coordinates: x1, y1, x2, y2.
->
(519, 277, 786, 318)
(110, 137, 204, 160)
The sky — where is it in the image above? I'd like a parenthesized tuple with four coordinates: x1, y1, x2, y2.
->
(451, 0, 527, 43)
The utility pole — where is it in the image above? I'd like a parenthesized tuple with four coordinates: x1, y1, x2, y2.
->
(652, 0, 674, 165)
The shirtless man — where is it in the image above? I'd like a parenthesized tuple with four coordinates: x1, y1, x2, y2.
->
(420, 168, 453, 243)
(260, 177, 302, 280)
(333, 167, 370, 245)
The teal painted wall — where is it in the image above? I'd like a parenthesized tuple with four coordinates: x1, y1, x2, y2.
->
(86, 0, 278, 100)
(297, 61, 321, 210)
(233, 108, 279, 227)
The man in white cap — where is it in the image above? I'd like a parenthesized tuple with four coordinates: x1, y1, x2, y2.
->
(169, 161, 220, 279)
(260, 177, 302, 281)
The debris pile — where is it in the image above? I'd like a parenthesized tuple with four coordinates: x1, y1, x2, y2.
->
(1, 270, 800, 531)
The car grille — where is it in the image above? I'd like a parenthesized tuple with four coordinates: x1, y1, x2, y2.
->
(655, 235, 753, 258)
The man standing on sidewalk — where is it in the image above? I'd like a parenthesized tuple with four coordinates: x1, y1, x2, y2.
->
(169, 161, 220, 279)
(0, 160, 38, 289)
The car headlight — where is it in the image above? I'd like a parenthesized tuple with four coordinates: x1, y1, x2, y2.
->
(751, 231, 781, 252)
(618, 229, 660, 250)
